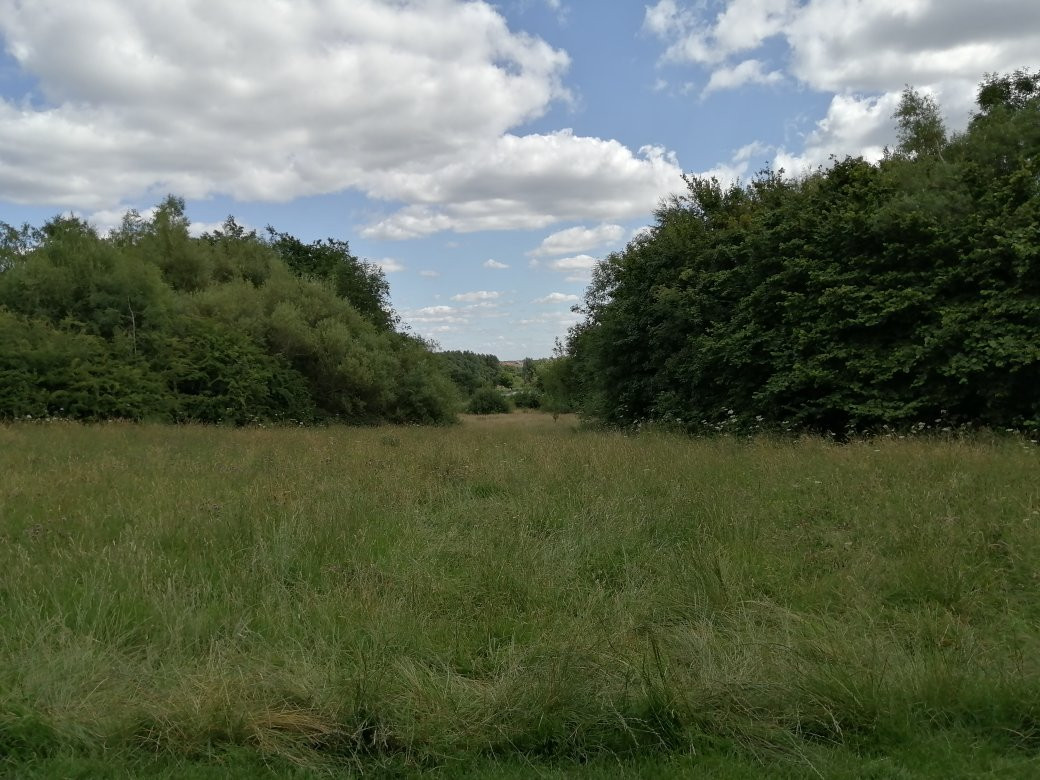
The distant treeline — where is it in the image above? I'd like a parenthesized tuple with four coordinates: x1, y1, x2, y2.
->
(435, 350, 575, 415)
(564, 70, 1040, 434)
(0, 198, 458, 424)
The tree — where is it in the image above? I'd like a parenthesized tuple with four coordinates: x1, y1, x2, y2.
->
(0, 199, 458, 425)
(975, 68, 1040, 115)
(565, 72, 1040, 434)
(521, 357, 536, 384)
(894, 86, 947, 159)
(265, 228, 394, 328)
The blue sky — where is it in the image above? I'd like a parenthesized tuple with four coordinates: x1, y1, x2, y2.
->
(1, 1, 1037, 358)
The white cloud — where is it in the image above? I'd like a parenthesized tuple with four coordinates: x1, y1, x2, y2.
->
(703, 59, 783, 95)
(418, 269, 440, 278)
(86, 206, 255, 238)
(414, 305, 456, 317)
(534, 292, 580, 304)
(373, 257, 405, 273)
(772, 92, 904, 174)
(483, 259, 509, 269)
(360, 133, 683, 238)
(405, 305, 467, 325)
(85, 206, 157, 235)
(0, 0, 685, 235)
(401, 297, 507, 342)
(542, 253, 599, 283)
(528, 223, 625, 257)
(451, 290, 500, 302)
(645, 0, 794, 65)
(696, 140, 773, 186)
(646, 0, 1040, 97)
(647, 0, 1040, 179)
(462, 302, 502, 312)
(520, 310, 582, 326)
(548, 254, 598, 272)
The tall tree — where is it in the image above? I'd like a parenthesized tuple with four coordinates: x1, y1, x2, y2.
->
(894, 86, 947, 159)
(566, 72, 1040, 434)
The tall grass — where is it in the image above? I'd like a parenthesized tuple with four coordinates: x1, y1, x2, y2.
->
(1, 414, 1038, 776)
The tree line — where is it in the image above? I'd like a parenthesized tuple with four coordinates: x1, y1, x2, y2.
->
(563, 70, 1040, 435)
(0, 198, 458, 424)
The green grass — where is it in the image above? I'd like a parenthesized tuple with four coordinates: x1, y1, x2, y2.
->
(2, 413, 1039, 777)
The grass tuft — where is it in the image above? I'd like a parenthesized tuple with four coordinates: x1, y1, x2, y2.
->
(1, 414, 1039, 775)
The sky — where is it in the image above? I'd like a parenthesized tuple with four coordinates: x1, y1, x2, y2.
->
(1, 1, 1037, 358)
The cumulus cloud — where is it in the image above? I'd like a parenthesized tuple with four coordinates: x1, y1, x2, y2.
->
(548, 254, 598, 272)
(373, 258, 405, 273)
(520, 310, 582, 326)
(483, 259, 509, 269)
(451, 290, 500, 302)
(528, 222, 625, 257)
(774, 91, 905, 173)
(0, 0, 685, 236)
(534, 292, 580, 304)
(646, 0, 1040, 170)
(413, 305, 457, 317)
(646, 0, 1040, 97)
(406, 305, 466, 325)
(646, 0, 793, 65)
(360, 134, 683, 238)
(703, 59, 783, 95)
(541, 253, 599, 283)
(401, 298, 506, 340)
(696, 140, 773, 185)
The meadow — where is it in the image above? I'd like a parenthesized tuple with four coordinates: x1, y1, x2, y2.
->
(1, 413, 1039, 778)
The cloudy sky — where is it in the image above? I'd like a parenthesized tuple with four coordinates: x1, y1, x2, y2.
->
(1, 1, 1037, 357)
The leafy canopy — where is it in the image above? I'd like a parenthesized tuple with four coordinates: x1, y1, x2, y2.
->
(0, 202, 457, 425)
(565, 70, 1040, 434)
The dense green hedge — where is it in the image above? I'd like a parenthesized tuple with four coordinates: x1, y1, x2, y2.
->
(567, 71, 1040, 434)
(0, 199, 457, 424)
(466, 386, 513, 414)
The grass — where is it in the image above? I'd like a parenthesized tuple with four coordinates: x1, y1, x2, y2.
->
(1, 412, 1039, 777)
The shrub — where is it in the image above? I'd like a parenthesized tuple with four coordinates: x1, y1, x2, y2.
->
(512, 388, 542, 409)
(0, 202, 460, 426)
(467, 386, 513, 414)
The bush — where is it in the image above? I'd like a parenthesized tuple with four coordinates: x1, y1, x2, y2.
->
(512, 388, 542, 409)
(467, 387, 513, 415)
(566, 71, 1040, 434)
(0, 310, 170, 421)
(0, 202, 460, 426)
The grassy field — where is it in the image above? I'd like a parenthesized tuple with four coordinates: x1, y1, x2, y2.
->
(1, 413, 1039, 777)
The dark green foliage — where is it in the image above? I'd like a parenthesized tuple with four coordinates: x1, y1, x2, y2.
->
(467, 386, 513, 414)
(438, 350, 503, 395)
(163, 319, 317, 424)
(521, 357, 536, 383)
(536, 355, 578, 416)
(567, 71, 1040, 434)
(511, 388, 542, 409)
(0, 310, 169, 421)
(0, 201, 457, 425)
(266, 227, 393, 329)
